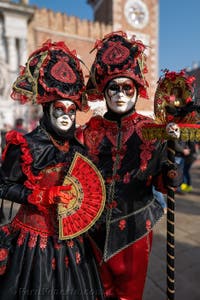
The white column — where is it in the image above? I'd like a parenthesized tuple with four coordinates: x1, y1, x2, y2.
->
(7, 36, 18, 72)
(19, 38, 27, 66)
(0, 18, 6, 61)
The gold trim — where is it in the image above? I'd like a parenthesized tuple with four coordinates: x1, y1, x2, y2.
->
(167, 265, 175, 272)
(167, 196, 175, 203)
(57, 176, 83, 217)
(167, 275, 175, 283)
(167, 241, 175, 248)
(167, 207, 174, 214)
(167, 230, 175, 237)
(167, 252, 175, 259)
(167, 287, 175, 293)
(167, 219, 174, 225)
(12, 51, 48, 104)
(142, 126, 200, 141)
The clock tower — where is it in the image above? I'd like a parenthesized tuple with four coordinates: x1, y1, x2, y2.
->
(87, 0, 159, 113)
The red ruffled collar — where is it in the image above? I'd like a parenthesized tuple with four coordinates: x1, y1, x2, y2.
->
(2, 130, 42, 189)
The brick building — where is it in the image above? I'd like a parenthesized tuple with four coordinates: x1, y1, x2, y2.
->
(0, 0, 159, 129)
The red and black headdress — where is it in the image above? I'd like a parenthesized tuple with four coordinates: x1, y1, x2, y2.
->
(86, 31, 149, 100)
(11, 40, 88, 111)
(154, 69, 196, 123)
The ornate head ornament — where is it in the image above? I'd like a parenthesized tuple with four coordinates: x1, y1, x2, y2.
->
(154, 69, 196, 123)
(11, 40, 88, 111)
(86, 31, 149, 101)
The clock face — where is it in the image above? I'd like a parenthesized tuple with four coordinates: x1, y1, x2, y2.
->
(124, 0, 149, 29)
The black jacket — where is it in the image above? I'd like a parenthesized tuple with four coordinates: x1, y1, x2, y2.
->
(82, 111, 166, 260)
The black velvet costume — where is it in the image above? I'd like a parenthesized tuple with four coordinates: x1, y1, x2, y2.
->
(0, 122, 104, 300)
(80, 31, 183, 299)
(82, 110, 166, 261)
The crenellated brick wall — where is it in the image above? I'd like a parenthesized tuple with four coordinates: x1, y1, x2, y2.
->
(28, 8, 112, 79)
(27, 3, 158, 116)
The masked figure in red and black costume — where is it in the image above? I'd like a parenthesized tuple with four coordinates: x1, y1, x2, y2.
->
(78, 31, 181, 300)
(0, 41, 106, 300)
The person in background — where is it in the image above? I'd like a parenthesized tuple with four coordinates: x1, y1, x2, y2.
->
(13, 118, 27, 134)
(180, 141, 197, 192)
(0, 123, 12, 156)
(0, 40, 105, 300)
(78, 31, 181, 300)
(174, 140, 190, 193)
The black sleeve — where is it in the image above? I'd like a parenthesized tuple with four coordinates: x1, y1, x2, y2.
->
(174, 140, 185, 154)
(152, 141, 183, 191)
(162, 161, 183, 188)
(159, 141, 183, 188)
(0, 144, 32, 204)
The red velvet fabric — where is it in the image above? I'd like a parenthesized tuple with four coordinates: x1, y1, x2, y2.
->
(93, 232, 153, 300)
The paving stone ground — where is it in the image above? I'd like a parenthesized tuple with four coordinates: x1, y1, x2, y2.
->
(143, 159, 200, 300)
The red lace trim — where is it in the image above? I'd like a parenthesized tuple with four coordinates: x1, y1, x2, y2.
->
(3, 130, 42, 189)
(12, 206, 56, 236)
(16, 230, 46, 249)
(28, 234, 38, 249)
(16, 229, 26, 247)
(0, 248, 8, 261)
(83, 116, 105, 162)
(118, 219, 126, 231)
(75, 251, 81, 264)
(0, 227, 10, 275)
(0, 225, 11, 235)
(134, 114, 156, 171)
(9, 224, 58, 250)
(67, 240, 74, 248)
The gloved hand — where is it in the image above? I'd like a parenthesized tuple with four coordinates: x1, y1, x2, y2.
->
(28, 185, 74, 209)
(162, 161, 183, 188)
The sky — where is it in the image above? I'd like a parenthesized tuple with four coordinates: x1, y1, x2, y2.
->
(27, 0, 200, 73)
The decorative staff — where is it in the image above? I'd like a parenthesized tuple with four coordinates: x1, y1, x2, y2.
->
(142, 69, 200, 300)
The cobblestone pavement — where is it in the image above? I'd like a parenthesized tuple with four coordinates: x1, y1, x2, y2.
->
(144, 160, 200, 300)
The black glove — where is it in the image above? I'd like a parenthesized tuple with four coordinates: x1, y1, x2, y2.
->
(162, 161, 183, 188)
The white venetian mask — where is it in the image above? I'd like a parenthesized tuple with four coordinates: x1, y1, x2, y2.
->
(50, 99, 76, 133)
(104, 77, 137, 114)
